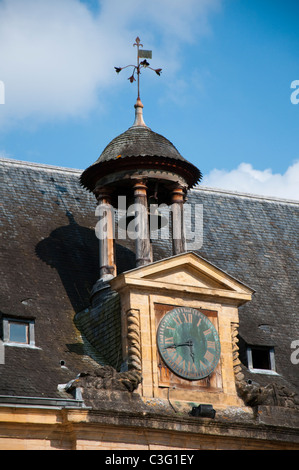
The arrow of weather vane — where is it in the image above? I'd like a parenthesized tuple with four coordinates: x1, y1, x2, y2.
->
(114, 37, 162, 100)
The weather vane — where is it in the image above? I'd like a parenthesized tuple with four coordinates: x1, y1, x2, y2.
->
(114, 37, 162, 101)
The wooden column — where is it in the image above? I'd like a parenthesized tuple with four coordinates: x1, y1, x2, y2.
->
(95, 187, 116, 280)
(171, 185, 186, 255)
(133, 180, 153, 267)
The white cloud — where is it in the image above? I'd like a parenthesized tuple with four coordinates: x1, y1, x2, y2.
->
(99, 0, 221, 44)
(0, 0, 221, 127)
(0, 0, 108, 124)
(201, 161, 299, 200)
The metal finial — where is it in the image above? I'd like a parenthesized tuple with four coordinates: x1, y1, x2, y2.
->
(114, 37, 162, 102)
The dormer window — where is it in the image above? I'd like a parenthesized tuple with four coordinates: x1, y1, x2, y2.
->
(3, 318, 36, 347)
(247, 345, 277, 375)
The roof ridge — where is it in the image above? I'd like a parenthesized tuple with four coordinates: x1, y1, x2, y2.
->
(0, 157, 82, 175)
(193, 185, 299, 205)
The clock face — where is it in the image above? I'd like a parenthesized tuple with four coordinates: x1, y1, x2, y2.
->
(157, 307, 221, 381)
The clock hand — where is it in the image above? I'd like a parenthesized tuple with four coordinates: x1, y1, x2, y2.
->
(177, 341, 193, 347)
(182, 339, 195, 362)
(164, 343, 181, 350)
(189, 343, 195, 363)
(164, 339, 195, 363)
(164, 340, 193, 349)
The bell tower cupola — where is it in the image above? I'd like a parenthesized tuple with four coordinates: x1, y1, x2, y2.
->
(80, 38, 202, 280)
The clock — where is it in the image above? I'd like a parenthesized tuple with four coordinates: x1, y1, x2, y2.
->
(157, 307, 221, 381)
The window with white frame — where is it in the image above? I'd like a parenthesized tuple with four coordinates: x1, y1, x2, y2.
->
(247, 345, 277, 375)
(3, 318, 35, 347)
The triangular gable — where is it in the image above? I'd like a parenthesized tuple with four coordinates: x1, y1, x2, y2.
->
(111, 252, 254, 306)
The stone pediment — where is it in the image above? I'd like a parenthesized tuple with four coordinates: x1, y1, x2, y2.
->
(110, 252, 254, 306)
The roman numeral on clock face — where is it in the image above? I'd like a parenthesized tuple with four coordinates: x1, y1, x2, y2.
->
(204, 350, 214, 362)
(164, 336, 174, 344)
(182, 313, 193, 323)
(173, 315, 182, 326)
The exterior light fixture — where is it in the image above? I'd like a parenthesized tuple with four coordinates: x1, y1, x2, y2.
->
(189, 404, 216, 419)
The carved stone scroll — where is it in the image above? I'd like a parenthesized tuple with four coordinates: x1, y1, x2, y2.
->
(127, 309, 142, 373)
(231, 322, 245, 384)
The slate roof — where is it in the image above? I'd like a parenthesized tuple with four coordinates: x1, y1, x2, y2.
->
(0, 157, 298, 401)
(80, 125, 202, 191)
(0, 158, 102, 399)
(95, 126, 186, 163)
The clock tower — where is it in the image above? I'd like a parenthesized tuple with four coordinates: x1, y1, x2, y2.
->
(110, 252, 254, 410)
(80, 38, 254, 413)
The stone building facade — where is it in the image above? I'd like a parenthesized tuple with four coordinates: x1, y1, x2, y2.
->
(0, 100, 299, 449)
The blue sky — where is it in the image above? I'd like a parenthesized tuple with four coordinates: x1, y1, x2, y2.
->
(0, 0, 298, 199)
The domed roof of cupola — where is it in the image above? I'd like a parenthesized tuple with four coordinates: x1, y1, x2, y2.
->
(94, 125, 185, 165)
(80, 99, 202, 194)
